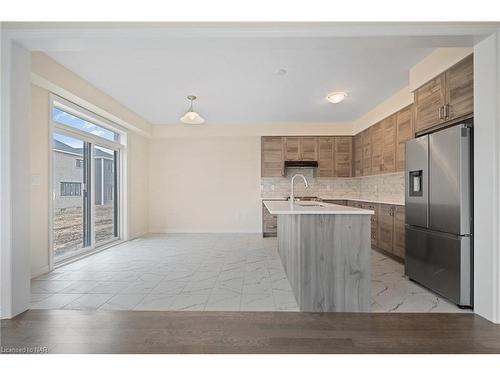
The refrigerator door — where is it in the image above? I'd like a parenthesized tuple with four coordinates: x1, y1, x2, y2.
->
(429, 124, 471, 235)
(405, 226, 472, 306)
(405, 135, 429, 228)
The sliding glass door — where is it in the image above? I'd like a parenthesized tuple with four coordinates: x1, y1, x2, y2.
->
(94, 145, 118, 245)
(52, 133, 91, 260)
(51, 96, 122, 264)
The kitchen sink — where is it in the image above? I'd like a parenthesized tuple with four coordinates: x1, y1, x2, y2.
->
(296, 201, 327, 207)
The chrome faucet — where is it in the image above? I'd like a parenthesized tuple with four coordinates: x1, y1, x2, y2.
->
(290, 174, 309, 207)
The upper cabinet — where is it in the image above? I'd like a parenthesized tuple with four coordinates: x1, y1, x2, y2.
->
(445, 54, 474, 121)
(362, 127, 372, 176)
(262, 136, 352, 178)
(317, 137, 335, 177)
(261, 136, 353, 177)
(353, 133, 363, 177)
(284, 137, 318, 161)
(261, 136, 284, 177)
(381, 114, 397, 173)
(354, 106, 411, 177)
(370, 122, 383, 175)
(300, 137, 318, 161)
(413, 74, 447, 133)
(414, 54, 473, 133)
(396, 105, 413, 172)
(334, 137, 352, 177)
(284, 137, 300, 160)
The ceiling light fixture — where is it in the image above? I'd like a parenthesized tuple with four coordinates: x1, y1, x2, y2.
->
(180, 95, 205, 125)
(326, 92, 348, 104)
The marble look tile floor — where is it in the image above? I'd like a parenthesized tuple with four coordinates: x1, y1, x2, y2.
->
(31, 234, 470, 313)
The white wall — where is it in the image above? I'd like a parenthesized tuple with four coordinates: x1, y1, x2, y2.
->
(353, 86, 413, 133)
(473, 32, 500, 324)
(0, 40, 32, 318)
(31, 52, 152, 137)
(30, 85, 50, 277)
(149, 136, 261, 233)
(128, 131, 150, 239)
(152, 122, 354, 138)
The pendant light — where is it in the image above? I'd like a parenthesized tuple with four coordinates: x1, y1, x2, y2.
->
(180, 95, 205, 125)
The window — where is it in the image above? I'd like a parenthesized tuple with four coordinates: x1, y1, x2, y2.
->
(52, 107, 119, 142)
(60, 182, 82, 197)
(51, 95, 123, 264)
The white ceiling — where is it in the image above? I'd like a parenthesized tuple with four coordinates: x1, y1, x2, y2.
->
(12, 22, 494, 126)
(12, 22, 497, 126)
(46, 39, 431, 125)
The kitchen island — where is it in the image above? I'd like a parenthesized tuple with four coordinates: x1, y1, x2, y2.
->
(264, 200, 374, 312)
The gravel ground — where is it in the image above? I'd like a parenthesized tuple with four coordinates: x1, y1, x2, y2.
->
(53, 204, 115, 258)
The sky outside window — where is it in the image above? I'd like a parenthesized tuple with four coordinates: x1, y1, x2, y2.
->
(52, 107, 118, 142)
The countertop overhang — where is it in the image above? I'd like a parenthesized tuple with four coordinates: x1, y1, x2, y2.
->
(263, 200, 374, 215)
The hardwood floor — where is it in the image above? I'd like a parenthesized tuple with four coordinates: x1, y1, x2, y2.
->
(2, 310, 500, 353)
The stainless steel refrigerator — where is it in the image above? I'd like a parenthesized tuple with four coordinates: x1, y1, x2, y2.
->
(405, 121, 473, 307)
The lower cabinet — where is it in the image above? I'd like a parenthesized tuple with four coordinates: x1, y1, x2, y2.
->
(323, 199, 347, 206)
(393, 206, 406, 258)
(378, 204, 394, 253)
(362, 203, 379, 249)
(348, 201, 405, 262)
(262, 202, 278, 237)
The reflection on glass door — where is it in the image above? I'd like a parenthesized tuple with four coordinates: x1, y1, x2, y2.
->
(94, 145, 118, 244)
(52, 133, 91, 260)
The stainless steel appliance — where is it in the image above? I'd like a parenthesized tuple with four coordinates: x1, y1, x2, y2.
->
(405, 121, 473, 307)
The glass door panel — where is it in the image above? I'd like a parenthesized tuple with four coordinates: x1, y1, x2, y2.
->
(52, 133, 91, 261)
(94, 145, 118, 244)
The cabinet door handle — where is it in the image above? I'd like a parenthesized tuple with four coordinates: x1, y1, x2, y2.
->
(438, 106, 444, 120)
(445, 104, 450, 119)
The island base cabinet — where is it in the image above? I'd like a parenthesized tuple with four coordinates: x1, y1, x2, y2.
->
(277, 214, 371, 312)
(262, 203, 278, 237)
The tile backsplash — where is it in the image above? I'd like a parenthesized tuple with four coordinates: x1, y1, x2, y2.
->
(261, 168, 405, 204)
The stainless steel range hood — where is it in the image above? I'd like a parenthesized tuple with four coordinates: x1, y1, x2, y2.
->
(284, 160, 318, 168)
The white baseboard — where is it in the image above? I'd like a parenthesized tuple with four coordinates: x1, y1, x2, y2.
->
(31, 264, 50, 279)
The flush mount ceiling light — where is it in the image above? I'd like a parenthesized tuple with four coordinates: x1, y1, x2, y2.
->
(326, 92, 348, 104)
(180, 95, 205, 125)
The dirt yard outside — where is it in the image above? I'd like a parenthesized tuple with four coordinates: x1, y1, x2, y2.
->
(53, 204, 115, 259)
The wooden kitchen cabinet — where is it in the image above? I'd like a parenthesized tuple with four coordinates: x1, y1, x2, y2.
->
(284, 137, 317, 161)
(300, 137, 318, 161)
(345, 201, 405, 260)
(393, 206, 406, 259)
(370, 122, 383, 175)
(323, 199, 347, 206)
(317, 137, 335, 177)
(445, 54, 473, 121)
(381, 114, 397, 173)
(362, 128, 372, 176)
(334, 137, 352, 177)
(261, 136, 284, 177)
(414, 54, 473, 133)
(347, 200, 363, 208)
(378, 204, 394, 254)
(413, 73, 447, 133)
(284, 137, 300, 161)
(362, 202, 379, 249)
(353, 133, 363, 177)
(396, 105, 414, 172)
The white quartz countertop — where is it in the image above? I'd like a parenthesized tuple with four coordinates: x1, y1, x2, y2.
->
(263, 200, 374, 215)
